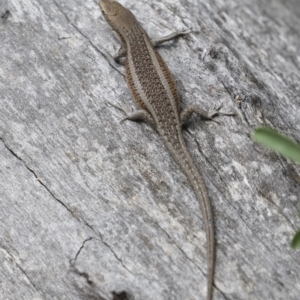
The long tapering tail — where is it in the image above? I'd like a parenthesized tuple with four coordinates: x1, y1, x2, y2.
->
(166, 139, 215, 300)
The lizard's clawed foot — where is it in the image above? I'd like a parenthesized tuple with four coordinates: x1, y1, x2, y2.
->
(107, 101, 131, 121)
(152, 28, 191, 47)
(180, 102, 234, 125)
(108, 102, 156, 128)
(207, 103, 235, 122)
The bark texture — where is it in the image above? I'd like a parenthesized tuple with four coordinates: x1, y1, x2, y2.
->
(1, 0, 300, 299)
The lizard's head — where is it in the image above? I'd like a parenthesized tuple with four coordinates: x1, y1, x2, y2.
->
(99, 0, 124, 23)
(99, 0, 137, 40)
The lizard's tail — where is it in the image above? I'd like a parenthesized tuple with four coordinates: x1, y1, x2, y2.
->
(166, 140, 215, 300)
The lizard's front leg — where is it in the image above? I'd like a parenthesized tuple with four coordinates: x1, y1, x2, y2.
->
(113, 30, 189, 61)
(152, 30, 190, 47)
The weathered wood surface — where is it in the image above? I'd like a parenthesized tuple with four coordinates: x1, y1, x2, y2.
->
(1, 0, 300, 299)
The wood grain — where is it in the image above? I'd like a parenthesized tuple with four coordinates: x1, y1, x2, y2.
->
(1, 0, 300, 299)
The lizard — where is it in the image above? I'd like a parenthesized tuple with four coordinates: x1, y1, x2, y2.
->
(99, 1, 233, 299)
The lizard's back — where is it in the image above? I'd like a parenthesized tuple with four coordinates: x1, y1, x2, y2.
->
(125, 22, 182, 139)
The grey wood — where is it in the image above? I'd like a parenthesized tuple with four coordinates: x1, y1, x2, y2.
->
(1, 0, 300, 299)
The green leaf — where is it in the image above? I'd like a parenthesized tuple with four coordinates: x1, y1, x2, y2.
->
(253, 127, 300, 163)
(291, 231, 300, 249)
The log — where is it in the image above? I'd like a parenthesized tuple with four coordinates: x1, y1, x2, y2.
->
(1, 0, 300, 299)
